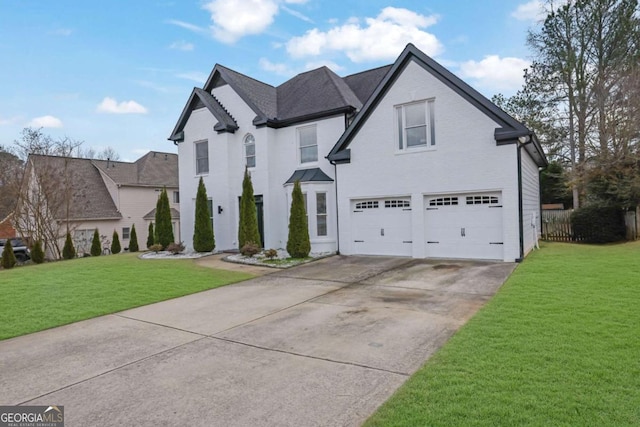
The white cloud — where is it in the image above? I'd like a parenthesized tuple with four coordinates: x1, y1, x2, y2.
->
(458, 55, 530, 93)
(176, 71, 209, 83)
(96, 97, 148, 114)
(259, 58, 296, 77)
(286, 7, 443, 62)
(166, 19, 207, 34)
(169, 40, 194, 51)
(28, 115, 63, 128)
(281, 5, 313, 23)
(511, 0, 544, 21)
(304, 60, 343, 72)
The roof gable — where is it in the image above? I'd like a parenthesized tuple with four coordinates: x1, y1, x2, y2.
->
(328, 44, 547, 167)
(169, 88, 238, 142)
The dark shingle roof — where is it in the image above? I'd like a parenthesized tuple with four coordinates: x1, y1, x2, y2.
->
(92, 152, 178, 187)
(143, 207, 180, 220)
(343, 65, 393, 104)
(28, 155, 121, 220)
(285, 168, 334, 184)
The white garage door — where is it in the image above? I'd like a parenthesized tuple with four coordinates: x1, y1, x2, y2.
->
(351, 198, 412, 256)
(425, 193, 503, 260)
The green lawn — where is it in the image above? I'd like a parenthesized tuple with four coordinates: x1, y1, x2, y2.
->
(366, 241, 640, 426)
(0, 253, 253, 340)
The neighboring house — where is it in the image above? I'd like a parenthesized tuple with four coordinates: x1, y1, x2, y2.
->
(0, 213, 17, 239)
(17, 152, 179, 257)
(170, 44, 547, 262)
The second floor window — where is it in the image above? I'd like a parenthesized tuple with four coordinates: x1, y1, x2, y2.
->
(245, 134, 256, 168)
(298, 125, 317, 163)
(195, 140, 209, 175)
(173, 191, 180, 204)
(396, 100, 435, 150)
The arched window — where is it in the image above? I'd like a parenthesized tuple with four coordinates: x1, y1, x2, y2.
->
(244, 134, 255, 168)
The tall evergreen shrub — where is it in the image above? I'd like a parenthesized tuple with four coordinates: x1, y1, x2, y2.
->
(193, 177, 215, 252)
(154, 187, 174, 249)
(286, 180, 310, 258)
(238, 168, 261, 249)
(31, 240, 45, 264)
(1, 239, 17, 269)
(146, 222, 154, 249)
(111, 230, 121, 254)
(129, 224, 139, 252)
(62, 232, 76, 259)
(90, 229, 102, 256)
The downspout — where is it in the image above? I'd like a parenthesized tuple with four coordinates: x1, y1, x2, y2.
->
(333, 162, 340, 255)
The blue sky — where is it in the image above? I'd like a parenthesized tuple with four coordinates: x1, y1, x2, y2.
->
(0, 0, 545, 161)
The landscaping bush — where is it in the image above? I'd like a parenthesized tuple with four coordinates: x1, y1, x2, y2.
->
(62, 232, 76, 260)
(148, 243, 163, 253)
(193, 177, 215, 252)
(155, 187, 174, 249)
(240, 241, 260, 257)
(111, 230, 121, 254)
(286, 180, 310, 258)
(90, 229, 102, 256)
(1, 239, 17, 269)
(571, 205, 626, 243)
(264, 248, 278, 259)
(166, 242, 185, 255)
(146, 222, 155, 249)
(129, 224, 139, 252)
(31, 240, 45, 264)
(238, 167, 261, 249)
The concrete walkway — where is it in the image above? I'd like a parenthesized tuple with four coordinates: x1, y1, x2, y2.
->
(0, 255, 516, 426)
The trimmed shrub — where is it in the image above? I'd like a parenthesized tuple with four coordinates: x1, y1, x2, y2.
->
(129, 224, 139, 252)
(264, 248, 278, 259)
(155, 187, 174, 249)
(31, 240, 45, 264)
(148, 243, 163, 253)
(1, 239, 17, 269)
(287, 180, 311, 258)
(193, 177, 215, 252)
(166, 242, 185, 255)
(90, 229, 102, 256)
(238, 167, 261, 249)
(571, 206, 626, 243)
(111, 230, 121, 254)
(62, 232, 76, 260)
(240, 241, 260, 257)
(146, 222, 155, 249)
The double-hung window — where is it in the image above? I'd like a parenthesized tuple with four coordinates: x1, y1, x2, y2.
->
(244, 134, 256, 168)
(195, 140, 209, 175)
(396, 100, 435, 150)
(298, 125, 317, 163)
(122, 227, 130, 240)
(316, 192, 327, 236)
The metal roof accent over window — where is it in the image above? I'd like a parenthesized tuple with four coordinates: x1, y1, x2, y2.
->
(284, 168, 334, 184)
(466, 195, 499, 205)
(429, 197, 458, 206)
(355, 201, 379, 209)
(384, 199, 410, 208)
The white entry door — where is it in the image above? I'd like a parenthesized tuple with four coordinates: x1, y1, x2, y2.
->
(351, 198, 413, 256)
(425, 193, 503, 260)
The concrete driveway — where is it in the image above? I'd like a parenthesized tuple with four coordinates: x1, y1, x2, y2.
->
(0, 256, 516, 426)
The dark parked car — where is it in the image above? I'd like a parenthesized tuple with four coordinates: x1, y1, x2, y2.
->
(0, 238, 31, 262)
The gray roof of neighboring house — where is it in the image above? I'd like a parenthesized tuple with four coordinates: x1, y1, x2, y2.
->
(285, 168, 334, 184)
(143, 207, 180, 220)
(92, 151, 179, 187)
(28, 155, 122, 220)
(169, 60, 391, 140)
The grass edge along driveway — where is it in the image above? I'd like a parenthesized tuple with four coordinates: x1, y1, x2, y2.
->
(365, 241, 640, 427)
(0, 253, 254, 340)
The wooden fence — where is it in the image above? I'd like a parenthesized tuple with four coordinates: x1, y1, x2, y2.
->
(542, 209, 639, 242)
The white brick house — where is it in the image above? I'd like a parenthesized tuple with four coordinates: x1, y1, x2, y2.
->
(170, 44, 547, 262)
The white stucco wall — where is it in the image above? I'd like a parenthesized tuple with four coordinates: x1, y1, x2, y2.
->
(335, 59, 522, 261)
(521, 148, 541, 256)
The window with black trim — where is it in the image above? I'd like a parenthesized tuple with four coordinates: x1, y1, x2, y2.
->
(298, 125, 317, 163)
(385, 199, 410, 208)
(122, 227, 130, 240)
(244, 134, 256, 168)
(429, 197, 458, 206)
(195, 140, 209, 175)
(466, 195, 499, 205)
(396, 99, 435, 150)
(355, 201, 379, 209)
(173, 191, 180, 204)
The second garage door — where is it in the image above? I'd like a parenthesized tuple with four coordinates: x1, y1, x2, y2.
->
(425, 193, 503, 260)
(351, 198, 412, 256)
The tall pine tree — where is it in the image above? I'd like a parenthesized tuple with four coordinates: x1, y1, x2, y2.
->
(129, 224, 139, 252)
(154, 187, 174, 249)
(193, 177, 215, 252)
(111, 230, 121, 254)
(90, 229, 101, 256)
(146, 222, 154, 249)
(238, 168, 261, 249)
(1, 239, 17, 269)
(286, 180, 310, 258)
(62, 232, 76, 259)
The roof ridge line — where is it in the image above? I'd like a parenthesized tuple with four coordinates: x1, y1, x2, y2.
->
(217, 64, 275, 89)
(322, 67, 354, 107)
